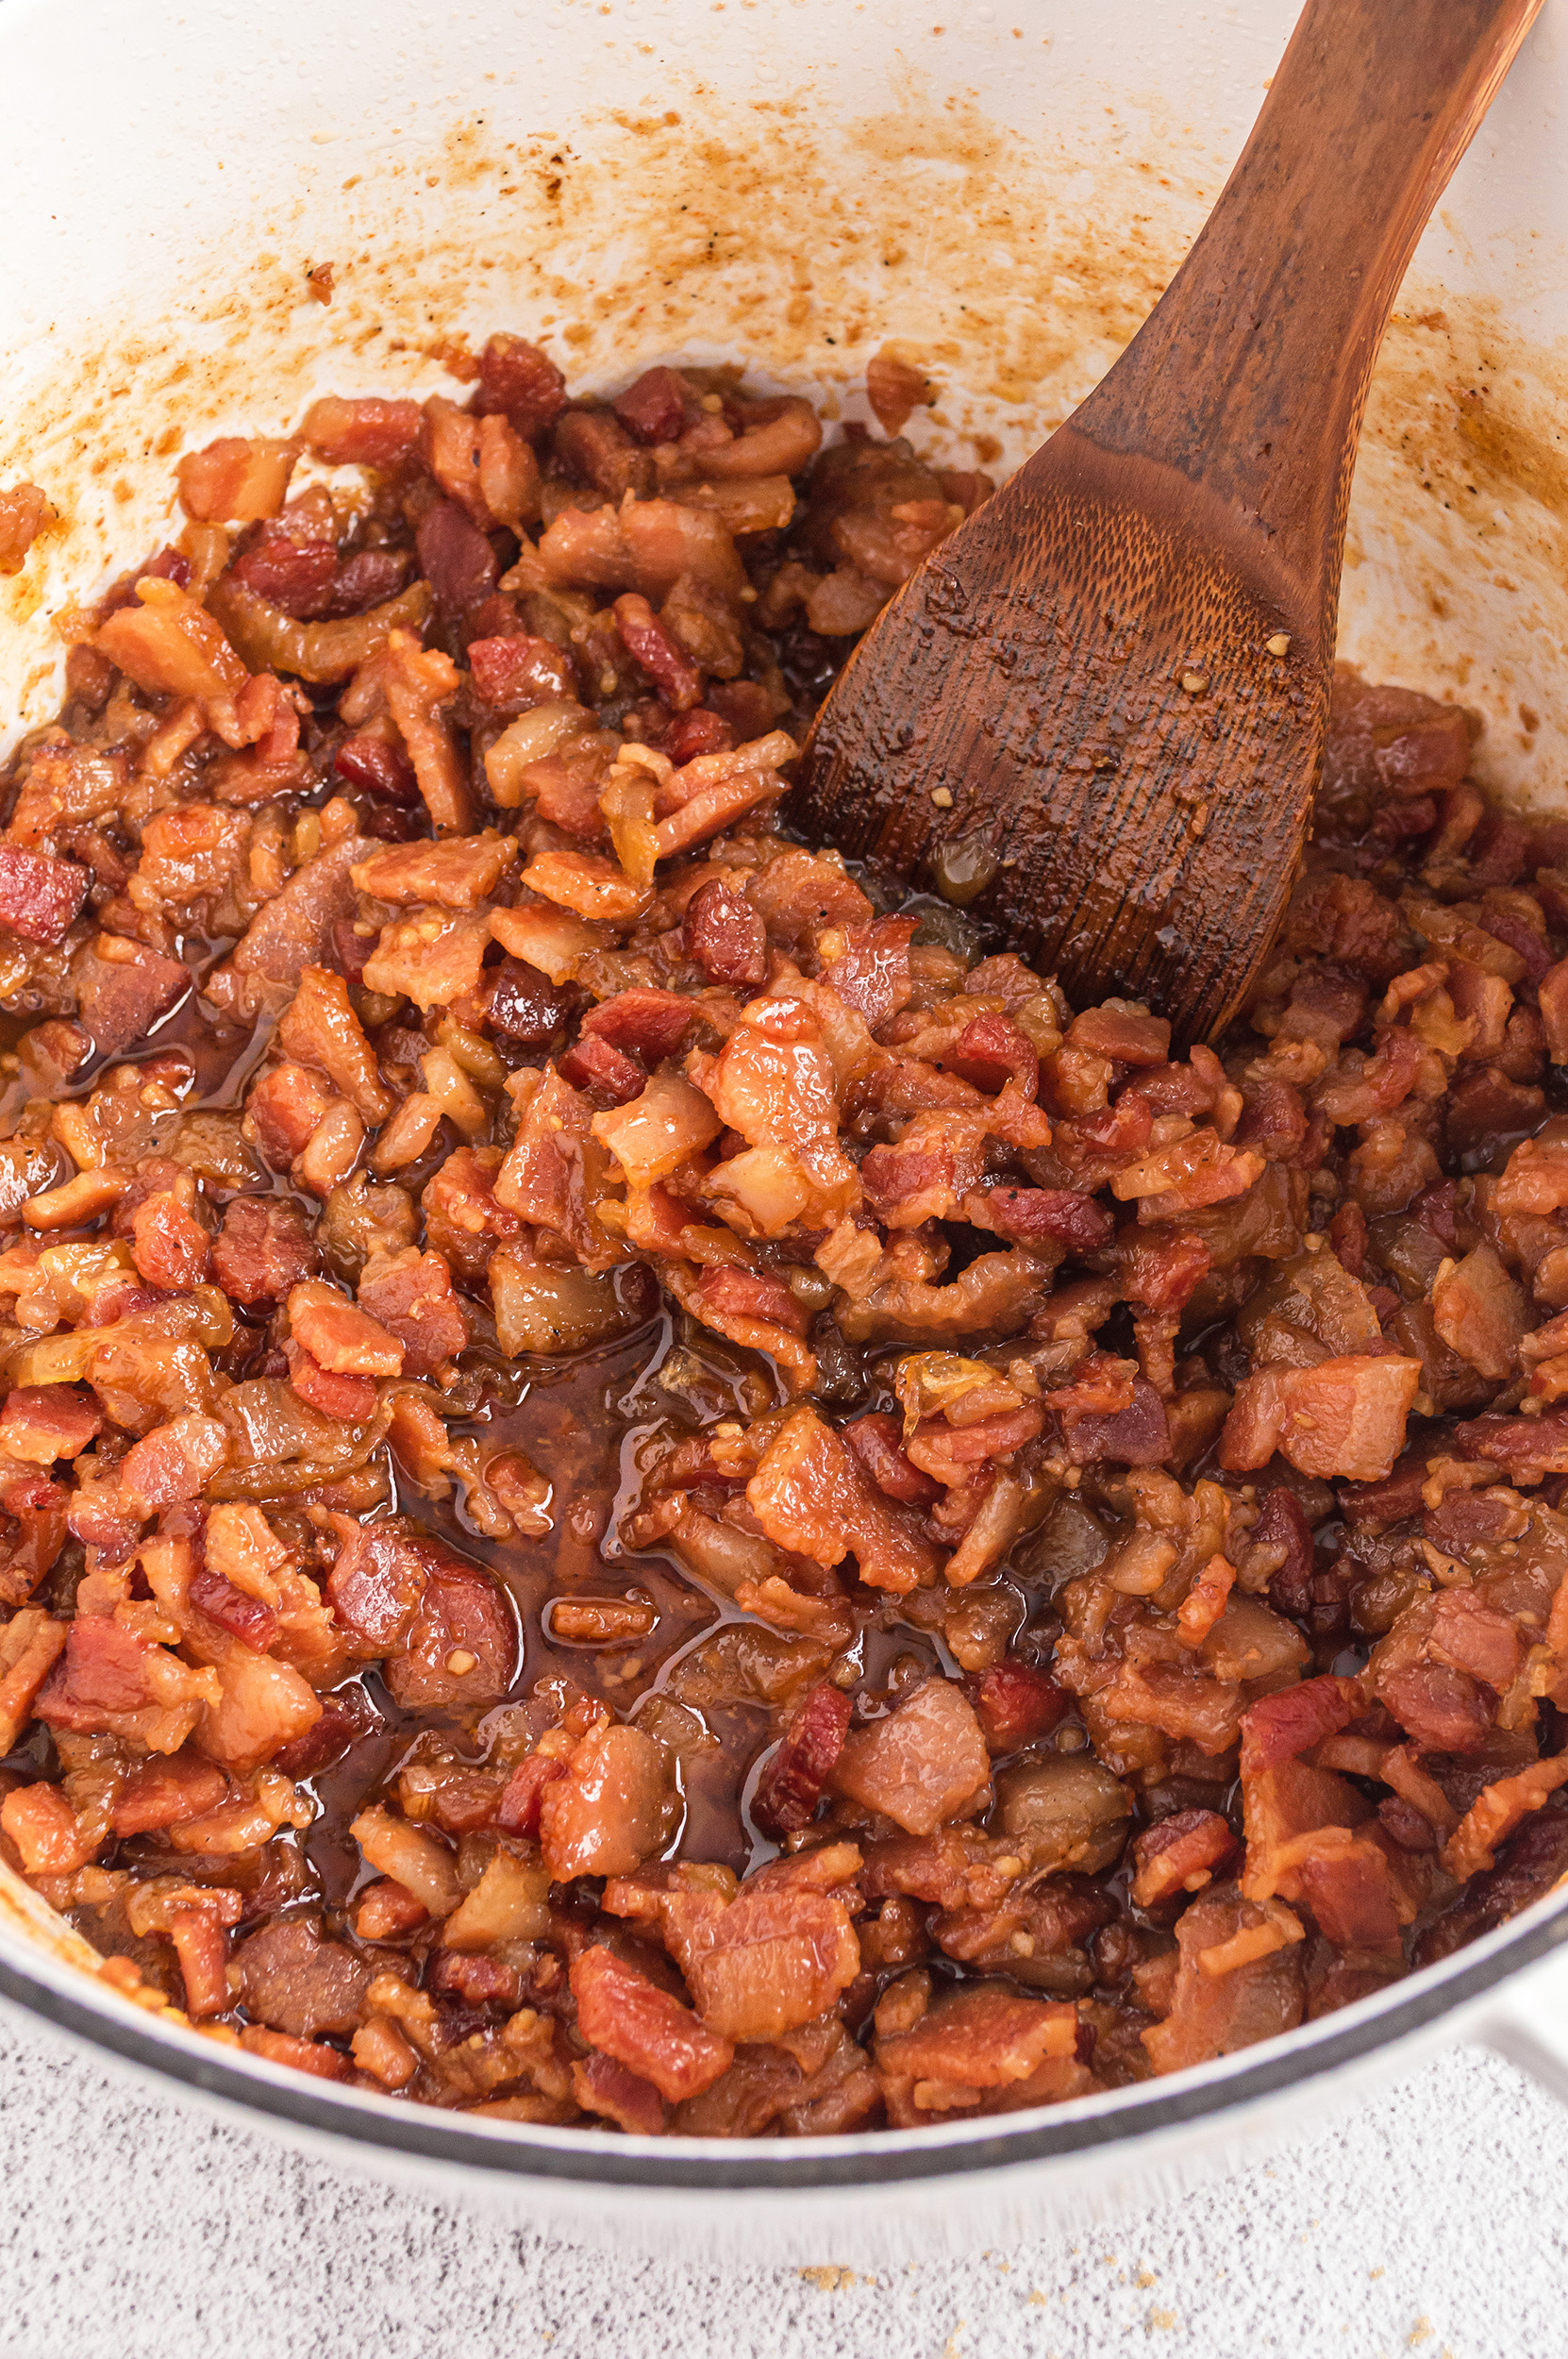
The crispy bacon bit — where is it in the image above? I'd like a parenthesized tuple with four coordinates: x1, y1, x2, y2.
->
(832, 1680, 991, 1835)
(0, 848, 90, 944)
(966, 1662, 1067, 1752)
(753, 1680, 852, 1835)
(1131, 1810, 1240, 1908)
(213, 1197, 319, 1307)
(0, 481, 49, 574)
(1241, 1677, 1362, 1778)
(572, 1945, 734, 2101)
(1221, 1356, 1421, 1482)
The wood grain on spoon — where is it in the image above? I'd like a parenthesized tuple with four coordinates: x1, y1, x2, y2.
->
(795, 0, 1543, 1042)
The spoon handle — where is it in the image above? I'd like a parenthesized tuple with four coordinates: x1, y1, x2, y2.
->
(1065, 0, 1543, 641)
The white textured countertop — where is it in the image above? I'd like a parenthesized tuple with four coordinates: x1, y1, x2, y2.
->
(2, 2007, 1563, 2359)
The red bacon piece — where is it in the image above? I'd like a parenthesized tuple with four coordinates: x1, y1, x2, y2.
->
(475, 334, 568, 436)
(466, 632, 576, 711)
(190, 1559, 278, 1653)
(0, 848, 91, 944)
(685, 877, 767, 989)
(979, 1187, 1112, 1252)
(947, 1012, 1040, 1099)
(753, 1680, 853, 1836)
(1130, 1808, 1240, 1908)
(1240, 1674, 1361, 1779)
(495, 1752, 568, 1838)
(334, 732, 421, 804)
(581, 988, 703, 1062)
(613, 594, 703, 711)
(559, 1032, 644, 1102)
(966, 1662, 1067, 1752)
(662, 709, 735, 765)
(842, 1412, 940, 1506)
(613, 366, 692, 445)
(695, 1263, 811, 1338)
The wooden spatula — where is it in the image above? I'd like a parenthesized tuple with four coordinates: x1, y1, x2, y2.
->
(795, 0, 1542, 1041)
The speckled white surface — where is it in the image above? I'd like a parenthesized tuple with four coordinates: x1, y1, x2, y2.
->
(1, 2007, 1563, 2359)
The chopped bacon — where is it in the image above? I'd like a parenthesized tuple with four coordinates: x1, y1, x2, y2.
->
(0, 847, 90, 944)
(947, 1012, 1040, 1100)
(976, 1186, 1112, 1252)
(112, 1753, 230, 1836)
(0, 1385, 101, 1465)
(1131, 1809, 1240, 1908)
(572, 1945, 734, 2101)
(966, 1662, 1067, 1752)
(301, 395, 422, 468)
(753, 1680, 852, 1835)
(119, 1414, 229, 1514)
(841, 1412, 940, 1506)
(746, 1405, 940, 1592)
(466, 632, 575, 712)
(212, 1197, 320, 1308)
(831, 1680, 991, 1835)
(1241, 1677, 1362, 1778)
(1221, 1355, 1421, 1482)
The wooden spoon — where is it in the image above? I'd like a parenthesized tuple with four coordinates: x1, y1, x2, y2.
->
(794, 0, 1543, 1042)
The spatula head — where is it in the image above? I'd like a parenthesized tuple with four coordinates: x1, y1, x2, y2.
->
(794, 423, 1329, 1044)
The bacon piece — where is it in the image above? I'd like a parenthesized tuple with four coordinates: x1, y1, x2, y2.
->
(119, 1414, 229, 1514)
(1252, 1486, 1316, 1619)
(1221, 1355, 1421, 1482)
(1443, 1756, 1568, 1882)
(0, 482, 48, 575)
(613, 365, 691, 444)
(112, 1753, 231, 1836)
(495, 1752, 569, 1838)
(1131, 1809, 1240, 1908)
(0, 1385, 101, 1465)
(1142, 1890, 1305, 2073)
(75, 933, 189, 1055)
(127, 1180, 212, 1293)
(686, 877, 768, 989)
(572, 1945, 734, 2101)
(753, 1680, 852, 1836)
(474, 334, 567, 435)
(663, 1881, 859, 2043)
(1051, 1359, 1171, 1466)
(539, 1724, 672, 1879)
(466, 632, 575, 712)
(832, 1680, 991, 1835)
(1241, 1677, 1361, 1778)
(0, 1782, 95, 1874)
(0, 848, 90, 944)
(878, 1983, 1081, 2097)
(613, 593, 703, 709)
(967, 1662, 1067, 1751)
(555, 1034, 642, 1103)
(746, 1404, 940, 1593)
(353, 1247, 468, 1379)
(572, 2051, 665, 2135)
(233, 1916, 372, 2039)
(841, 1412, 940, 1506)
(326, 1523, 430, 1650)
(385, 1558, 517, 1709)
(0, 1610, 66, 1753)
(35, 1617, 217, 1744)
(301, 395, 422, 467)
(976, 1186, 1113, 1252)
(190, 1555, 279, 1653)
(212, 1197, 320, 1308)
(947, 1012, 1040, 1099)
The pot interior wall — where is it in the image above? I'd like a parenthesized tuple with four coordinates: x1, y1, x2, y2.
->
(2, 0, 1567, 795)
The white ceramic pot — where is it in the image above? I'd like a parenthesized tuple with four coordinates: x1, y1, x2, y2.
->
(3, 0, 1568, 2266)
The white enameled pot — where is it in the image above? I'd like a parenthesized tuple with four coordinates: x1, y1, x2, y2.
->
(3, 0, 1568, 2267)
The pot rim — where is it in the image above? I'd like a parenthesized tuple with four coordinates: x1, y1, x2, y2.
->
(4, 1880, 1563, 2190)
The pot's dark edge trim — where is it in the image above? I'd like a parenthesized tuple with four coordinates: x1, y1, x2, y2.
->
(4, 1894, 1565, 2193)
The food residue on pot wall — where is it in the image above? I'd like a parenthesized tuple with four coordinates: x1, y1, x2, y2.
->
(0, 70, 1564, 808)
